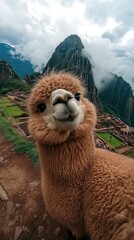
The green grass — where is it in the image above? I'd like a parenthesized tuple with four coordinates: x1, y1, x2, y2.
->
(2, 103, 14, 107)
(0, 97, 12, 104)
(124, 151, 134, 159)
(97, 132, 124, 148)
(0, 97, 27, 119)
(0, 115, 39, 165)
(8, 105, 26, 117)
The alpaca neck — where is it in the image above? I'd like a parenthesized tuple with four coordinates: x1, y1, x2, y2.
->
(38, 130, 95, 184)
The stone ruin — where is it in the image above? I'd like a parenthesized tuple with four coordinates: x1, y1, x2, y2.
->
(95, 111, 134, 156)
(5, 92, 30, 138)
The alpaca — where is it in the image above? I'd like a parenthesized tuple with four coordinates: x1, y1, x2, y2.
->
(28, 72, 134, 240)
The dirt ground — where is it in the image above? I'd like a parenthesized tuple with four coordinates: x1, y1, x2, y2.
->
(0, 131, 69, 240)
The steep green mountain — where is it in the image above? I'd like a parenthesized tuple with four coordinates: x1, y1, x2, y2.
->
(0, 61, 30, 93)
(43, 34, 134, 127)
(43, 34, 98, 103)
(0, 43, 34, 78)
(0, 60, 19, 82)
(99, 74, 134, 126)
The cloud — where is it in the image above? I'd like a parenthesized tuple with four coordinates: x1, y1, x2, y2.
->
(92, 66, 114, 91)
(83, 37, 134, 90)
(0, 0, 134, 90)
(102, 24, 128, 43)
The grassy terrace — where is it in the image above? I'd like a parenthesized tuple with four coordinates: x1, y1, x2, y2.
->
(97, 132, 124, 148)
(0, 96, 27, 121)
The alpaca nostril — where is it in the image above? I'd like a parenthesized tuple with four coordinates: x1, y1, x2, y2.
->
(53, 95, 67, 105)
(65, 93, 73, 102)
(52, 93, 73, 106)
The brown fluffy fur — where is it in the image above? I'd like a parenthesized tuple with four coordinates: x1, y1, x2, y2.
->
(28, 72, 134, 240)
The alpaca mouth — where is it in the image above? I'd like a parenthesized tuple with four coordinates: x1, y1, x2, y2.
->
(55, 114, 78, 122)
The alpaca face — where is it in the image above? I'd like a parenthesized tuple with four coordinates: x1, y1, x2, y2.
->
(28, 73, 96, 144)
(37, 88, 85, 131)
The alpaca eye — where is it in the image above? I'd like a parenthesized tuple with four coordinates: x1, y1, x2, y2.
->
(37, 103, 46, 113)
(74, 92, 81, 101)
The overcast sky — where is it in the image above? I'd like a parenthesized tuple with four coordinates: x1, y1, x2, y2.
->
(0, 0, 134, 90)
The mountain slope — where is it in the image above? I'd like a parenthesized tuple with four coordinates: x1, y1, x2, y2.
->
(43, 34, 98, 103)
(43, 34, 134, 127)
(0, 61, 30, 93)
(99, 74, 134, 126)
(0, 60, 19, 83)
(0, 43, 34, 78)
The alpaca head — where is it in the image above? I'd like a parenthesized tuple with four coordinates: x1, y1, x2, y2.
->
(28, 72, 96, 144)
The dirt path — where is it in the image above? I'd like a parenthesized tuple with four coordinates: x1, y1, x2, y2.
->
(0, 131, 68, 240)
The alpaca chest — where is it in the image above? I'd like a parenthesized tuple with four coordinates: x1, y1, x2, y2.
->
(41, 174, 84, 228)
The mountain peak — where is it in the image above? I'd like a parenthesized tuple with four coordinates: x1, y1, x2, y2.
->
(59, 34, 84, 50)
(53, 34, 84, 59)
(43, 34, 97, 103)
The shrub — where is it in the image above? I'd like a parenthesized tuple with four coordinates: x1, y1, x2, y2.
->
(0, 78, 30, 94)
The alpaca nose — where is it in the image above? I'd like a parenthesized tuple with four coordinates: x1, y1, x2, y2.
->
(51, 89, 79, 121)
(52, 90, 73, 106)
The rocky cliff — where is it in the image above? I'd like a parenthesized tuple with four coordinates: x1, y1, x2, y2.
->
(43, 35, 98, 103)
(0, 61, 30, 94)
(0, 60, 19, 83)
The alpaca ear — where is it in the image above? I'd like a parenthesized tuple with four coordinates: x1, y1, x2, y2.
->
(92, 103, 97, 128)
